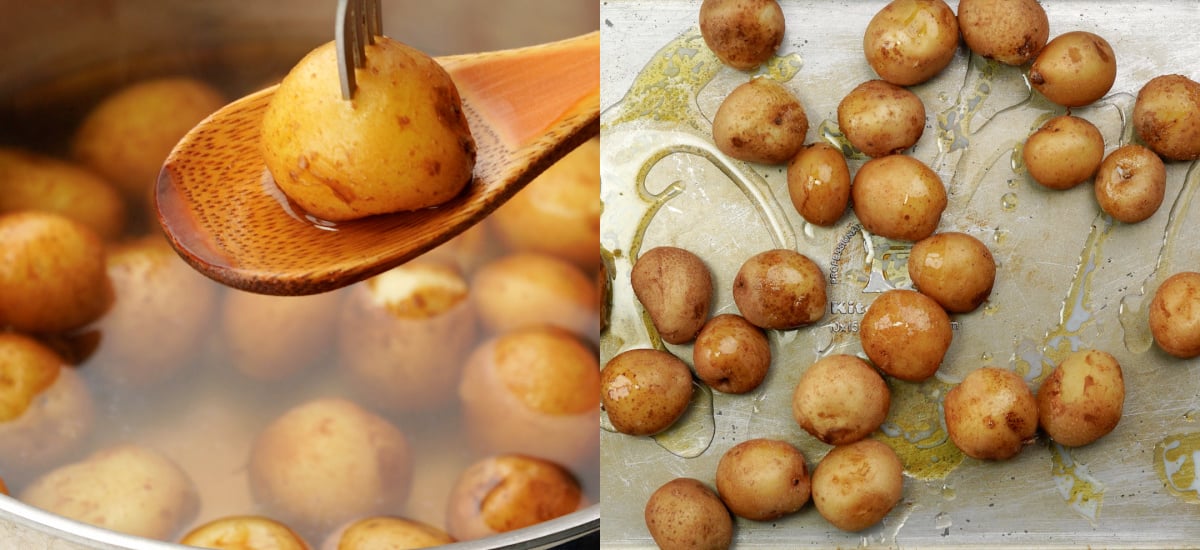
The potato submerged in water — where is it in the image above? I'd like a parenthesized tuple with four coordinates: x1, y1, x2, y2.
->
(262, 37, 476, 221)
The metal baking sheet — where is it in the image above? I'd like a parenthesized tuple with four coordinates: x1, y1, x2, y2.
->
(599, 1, 1200, 547)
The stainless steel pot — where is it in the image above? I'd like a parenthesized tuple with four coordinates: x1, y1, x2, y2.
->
(0, 1, 599, 548)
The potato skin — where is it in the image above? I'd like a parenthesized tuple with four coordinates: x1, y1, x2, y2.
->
(1094, 144, 1166, 224)
(1029, 31, 1116, 108)
(224, 289, 343, 381)
(851, 155, 947, 242)
(699, 0, 786, 70)
(944, 367, 1038, 460)
(863, 0, 959, 86)
(445, 454, 582, 542)
(262, 37, 475, 221)
(323, 516, 454, 550)
(631, 246, 713, 344)
(732, 249, 827, 330)
(1149, 271, 1200, 358)
(908, 231, 996, 313)
(1037, 349, 1124, 447)
(811, 439, 903, 532)
(957, 0, 1049, 65)
(180, 515, 311, 550)
(787, 142, 852, 226)
(693, 313, 770, 394)
(644, 478, 733, 550)
(0, 147, 126, 240)
(716, 438, 810, 521)
(602, 348, 694, 436)
(474, 252, 598, 339)
(712, 77, 809, 164)
(792, 354, 890, 445)
(1134, 74, 1200, 161)
(860, 289, 952, 382)
(1023, 115, 1105, 190)
(837, 80, 926, 158)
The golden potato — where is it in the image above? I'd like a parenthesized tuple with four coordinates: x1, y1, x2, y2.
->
(908, 231, 997, 313)
(1149, 271, 1200, 358)
(837, 80, 926, 158)
(71, 77, 225, 203)
(248, 398, 413, 533)
(863, 0, 959, 86)
(1134, 74, 1200, 161)
(262, 37, 475, 221)
(631, 246, 714, 345)
(602, 348, 695, 436)
(692, 313, 770, 394)
(712, 77, 809, 164)
(810, 439, 904, 532)
(491, 138, 600, 271)
(322, 516, 454, 550)
(644, 478, 733, 550)
(699, 0, 786, 70)
(473, 252, 597, 339)
(180, 515, 310, 550)
(957, 0, 1049, 65)
(786, 142, 851, 226)
(1094, 144, 1166, 224)
(1029, 31, 1116, 108)
(445, 454, 583, 542)
(1022, 115, 1105, 190)
(851, 154, 947, 242)
(860, 289, 952, 382)
(0, 211, 112, 334)
(0, 147, 126, 240)
(460, 327, 599, 467)
(1037, 349, 1124, 447)
(223, 289, 343, 381)
(340, 261, 476, 412)
(792, 354, 890, 445)
(944, 367, 1038, 460)
(715, 438, 810, 521)
(732, 248, 827, 330)
(21, 443, 199, 541)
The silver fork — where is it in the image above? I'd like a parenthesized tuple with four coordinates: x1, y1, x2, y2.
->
(336, 0, 383, 100)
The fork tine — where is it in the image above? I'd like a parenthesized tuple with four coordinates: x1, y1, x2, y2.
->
(335, 0, 358, 100)
(365, 0, 381, 46)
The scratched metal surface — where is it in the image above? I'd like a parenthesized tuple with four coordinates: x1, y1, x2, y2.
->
(599, 1, 1200, 547)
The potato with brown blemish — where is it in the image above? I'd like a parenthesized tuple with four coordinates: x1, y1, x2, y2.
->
(712, 77, 809, 165)
(1094, 144, 1166, 224)
(445, 454, 584, 542)
(715, 438, 810, 521)
(863, 0, 960, 86)
(908, 231, 997, 313)
(786, 142, 851, 226)
(860, 289, 952, 382)
(732, 248, 826, 330)
(1134, 74, 1200, 161)
(1150, 271, 1200, 358)
(631, 246, 713, 344)
(180, 515, 311, 550)
(1029, 31, 1117, 108)
(321, 516, 454, 550)
(792, 354, 890, 445)
(944, 367, 1038, 460)
(693, 313, 770, 394)
(851, 154, 947, 242)
(262, 37, 475, 221)
(0, 147, 126, 240)
(699, 0, 785, 70)
(837, 80, 926, 158)
(957, 0, 1049, 65)
(1037, 349, 1124, 447)
(811, 439, 903, 532)
(602, 348, 694, 436)
(1022, 115, 1105, 190)
(473, 252, 597, 339)
(644, 478, 733, 550)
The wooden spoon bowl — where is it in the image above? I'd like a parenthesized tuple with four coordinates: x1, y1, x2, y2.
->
(156, 31, 598, 295)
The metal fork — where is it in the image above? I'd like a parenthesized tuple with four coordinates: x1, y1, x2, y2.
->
(336, 0, 383, 100)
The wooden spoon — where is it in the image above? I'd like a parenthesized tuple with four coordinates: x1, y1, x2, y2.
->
(156, 31, 598, 295)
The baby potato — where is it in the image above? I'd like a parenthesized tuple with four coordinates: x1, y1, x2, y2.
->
(0, 147, 126, 240)
(71, 77, 225, 203)
(248, 398, 413, 533)
(491, 138, 600, 271)
(0, 211, 112, 334)
(1022, 115, 1105, 190)
(863, 0, 959, 86)
(699, 0, 786, 70)
(908, 231, 997, 313)
(1134, 74, 1200, 161)
(693, 313, 770, 394)
(322, 516, 454, 550)
(262, 37, 475, 221)
(732, 248, 827, 330)
(460, 327, 599, 467)
(860, 289, 952, 382)
(791, 354, 890, 445)
(956, 0, 1049, 65)
(836, 80, 927, 158)
(0, 333, 93, 478)
(644, 478, 733, 550)
(1029, 31, 1116, 108)
(340, 261, 476, 412)
(445, 454, 583, 542)
(1094, 144, 1166, 224)
(1037, 349, 1124, 447)
(21, 443, 199, 541)
(1149, 271, 1200, 358)
(712, 77, 809, 165)
(851, 154, 947, 242)
(602, 348, 694, 436)
(715, 438, 811, 521)
(223, 289, 343, 381)
(631, 246, 714, 345)
(944, 367, 1038, 460)
(180, 515, 311, 550)
(473, 252, 597, 339)
(86, 236, 217, 387)
(787, 142, 851, 226)
(811, 439, 904, 532)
